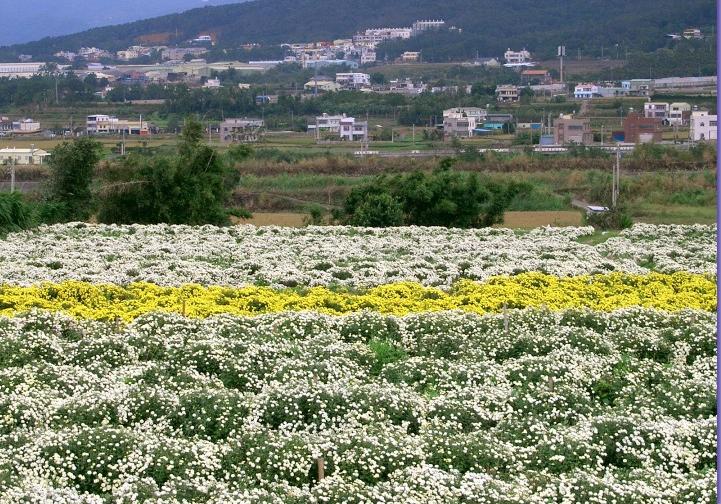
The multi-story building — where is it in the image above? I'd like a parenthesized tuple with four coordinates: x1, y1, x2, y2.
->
(12, 118, 40, 133)
(504, 49, 532, 65)
(689, 111, 717, 142)
(360, 48, 377, 65)
(554, 114, 592, 145)
(623, 112, 663, 143)
(668, 102, 692, 126)
(339, 116, 368, 141)
(219, 118, 264, 143)
(443, 111, 478, 138)
(335, 72, 371, 89)
(574, 83, 600, 99)
(496, 84, 519, 102)
(643, 102, 670, 120)
(401, 51, 421, 63)
(354, 27, 412, 45)
(411, 20, 446, 36)
(621, 79, 653, 97)
(443, 107, 488, 122)
(86, 115, 149, 135)
(310, 113, 368, 141)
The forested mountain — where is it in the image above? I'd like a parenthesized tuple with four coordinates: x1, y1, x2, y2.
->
(0, 0, 714, 61)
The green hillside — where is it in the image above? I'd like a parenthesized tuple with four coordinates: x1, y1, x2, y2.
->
(0, 0, 714, 61)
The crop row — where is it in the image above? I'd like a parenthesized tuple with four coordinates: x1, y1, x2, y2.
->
(0, 272, 713, 321)
(0, 308, 715, 503)
(0, 223, 714, 288)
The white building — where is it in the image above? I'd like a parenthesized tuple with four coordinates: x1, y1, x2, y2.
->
(12, 119, 40, 133)
(309, 113, 368, 141)
(335, 72, 371, 89)
(411, 20, 446, 36)
(443, 107, 488, 122)
(86, 115, 148, 135)
(496, 84, 520, 102)
(220, 118, 264, 143)
(0, 62, 48, 78)
(203, 78, 222, 89)
(574, 83, 600, 99)
(0, 147, 50, 165)
(360, 48, 377, 65)
(356, 27, 412, 45)
(644, 102, 669, 120)
(689, 111, 717, 142)
(504, 49, 532, 65)
(443, 110, 479, 138)
(668, 102, 691, 126)
(339, 116, 368, 141)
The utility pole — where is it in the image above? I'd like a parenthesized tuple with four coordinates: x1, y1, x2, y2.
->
(612, 147, 620, 208)
(558, 45, 566, 83)
(10, 157, 15, 193)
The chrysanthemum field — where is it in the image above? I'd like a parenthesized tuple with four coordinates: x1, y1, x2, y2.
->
(0, 224, 716, 503)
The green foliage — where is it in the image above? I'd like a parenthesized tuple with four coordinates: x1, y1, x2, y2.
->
(97, 117, 242, 225)
(0, 192, 35, 235)
(339, 159, 528, 228)
(46, 137, 102, 222)
(585, 207, 634, 230)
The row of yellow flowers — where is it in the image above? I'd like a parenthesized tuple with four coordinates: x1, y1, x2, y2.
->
(0, 272, 713, 321)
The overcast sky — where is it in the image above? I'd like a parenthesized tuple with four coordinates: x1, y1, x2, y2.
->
(0, 0, 243, 46)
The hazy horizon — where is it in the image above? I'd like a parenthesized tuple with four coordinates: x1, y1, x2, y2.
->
(0, 0, 244, 46)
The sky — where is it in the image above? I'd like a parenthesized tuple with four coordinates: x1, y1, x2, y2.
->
(0, 0, 243, 46)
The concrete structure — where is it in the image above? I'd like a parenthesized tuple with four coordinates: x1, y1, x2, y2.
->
(162, 47, 208, 60)
(202, 78, 222, 89)
(623, 112, 663, 144)
(643, 102, 669, 120)
(360, 49, 377, 65)
(668, 102, 692, 126)
(504, 49, 531, 65)
(411, 20, 446, 36)
(0, 147, 50, 165)
(86, 115, 149, 135)
(496, 84, 519, 102)
(401, 52, 421, 63)
(443, 108, 487, 137)
(443, 114, 477, 138)
(443, 107, 488, 122)
(219, 118, 264, 143)
(11, 119, 40, 134)
(0, 62, 49, 78)
(304, 79, 342, 92)
(309, 113, 367, 141)
(621, 79, 653, 97)
(554, 114, 592, 145)
(335, 72, 371, 89)
(521, 69, 552, 84)
(354, 27, 412, 45)
(339, 116, 368, 141)
(574, 83, 600, 99)
(689, 111, 717, 142)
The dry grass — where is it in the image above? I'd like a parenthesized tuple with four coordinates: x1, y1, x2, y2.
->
(230, 211, 584, 229)
(502, 211, 584, 229)
(232, 212, 308, 227)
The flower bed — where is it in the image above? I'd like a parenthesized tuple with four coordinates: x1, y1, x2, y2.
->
(0, 223, 714, 288)
(0, 309, 714, 502)
(0, 272, 713, 320)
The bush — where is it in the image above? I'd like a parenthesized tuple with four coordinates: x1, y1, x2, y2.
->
(0, 192, 35, 234)
(585, 207, 633, 230)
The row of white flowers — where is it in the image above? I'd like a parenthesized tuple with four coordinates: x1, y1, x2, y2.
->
(0, 223, 714, 288)
(0, 308, 715, 502)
